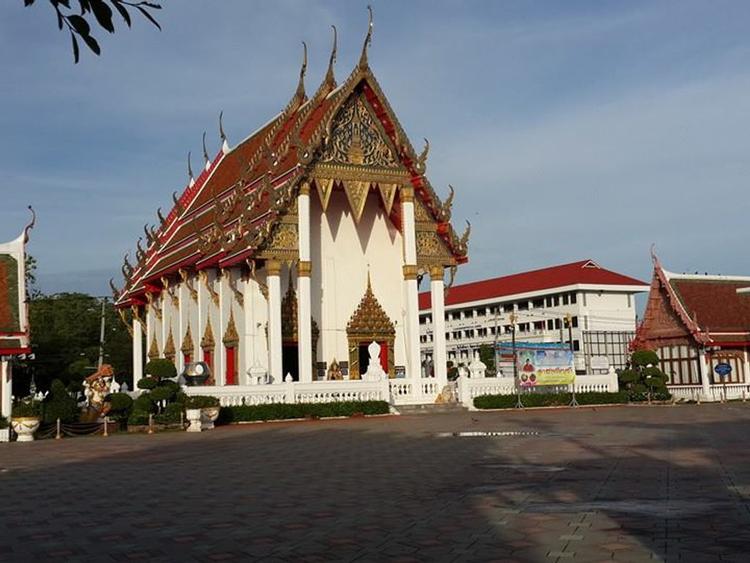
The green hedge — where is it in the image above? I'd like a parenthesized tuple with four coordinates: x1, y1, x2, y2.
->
(218, 400, 390, 424)
(0, 415, 8, 429)
(474, 391, 633, 409)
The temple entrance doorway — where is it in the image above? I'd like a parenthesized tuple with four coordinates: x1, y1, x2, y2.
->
(282, 344, 299, 382)
(347, 277, 396, 379)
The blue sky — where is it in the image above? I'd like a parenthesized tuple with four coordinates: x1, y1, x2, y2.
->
(1, 0, 749, 297)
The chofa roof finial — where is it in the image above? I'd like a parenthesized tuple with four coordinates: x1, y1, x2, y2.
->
(202, 132, 211, 171)
(23, 205, 36, 244)
(219, 111, 229, 154)
(325, 25, 338, 88)
(187, 151, 195, 188)
(359, 5, 373, 68)
(650, 243, 660, 267)
(295, 41, 308, 102)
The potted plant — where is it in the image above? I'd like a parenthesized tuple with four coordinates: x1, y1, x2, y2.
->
(0, 415, 9, 443)
(11, 399, 42, 442)
(185, 395, 220, 431)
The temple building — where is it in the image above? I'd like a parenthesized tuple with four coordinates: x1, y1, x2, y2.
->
(113, 19, 469, 404)
(1, 208, 35, 428)
(632, 251, 750, 399)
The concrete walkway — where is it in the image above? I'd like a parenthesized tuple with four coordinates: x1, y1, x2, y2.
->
(2, 403, 750, 562)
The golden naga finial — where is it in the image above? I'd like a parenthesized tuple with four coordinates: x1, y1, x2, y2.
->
(325, 25, 338, 88)
(122, 252, 133, 279)
(109, 278, 120, 299)
(136, 237, 145, 262)
(439, 184, 454, 222)
(187, 151, 194, 186)
(295, 41, 308, 102)
(156, 207, 166, 226)
(459, 220, 471, 250)
(172, 190, 185, 216)
(358, 5, 374, 68)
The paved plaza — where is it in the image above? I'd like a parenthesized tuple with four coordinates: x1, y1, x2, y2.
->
(2, 404, 750, 562)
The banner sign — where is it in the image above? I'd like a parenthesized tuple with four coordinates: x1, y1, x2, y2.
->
(497, 342, 575, 387)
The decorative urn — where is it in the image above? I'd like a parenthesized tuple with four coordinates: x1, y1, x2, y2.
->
(182, 362, 211, 387)
(11, 417, 41, 442)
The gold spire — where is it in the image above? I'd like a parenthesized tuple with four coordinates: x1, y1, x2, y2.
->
(295, 41, 308, 103)
(181, 322, 194, 355)
(164, 329, 176, 361)
(324, 25, 338, 89)
(201, 317, 215, 351)
(223, 309, 239, 347)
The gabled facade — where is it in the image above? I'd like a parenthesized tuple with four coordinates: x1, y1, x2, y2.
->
(113, 24, 468, 399)
(633, 252, 750, 394)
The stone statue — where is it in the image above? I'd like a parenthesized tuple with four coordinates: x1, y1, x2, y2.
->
(362, 341, 387, 381)
(85, 364, 115, 410)
(327, 359, 343, 381)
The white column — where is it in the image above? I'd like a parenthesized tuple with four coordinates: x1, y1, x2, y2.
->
(267, 259, 283, 383)
(132, 314, 143, 388)
(242, 274, 255, 383)
(297, 182, 313, 383)
(401, 186, 423, 398)
(145, 304, 153, 361)
(699, 348, 711, 398)
(430, 265, 448, 389)
(160, 293, 168, 359)
(217, 271, 226, 386)
(1, 360, 12, 420)
(177, 282, 186, 373)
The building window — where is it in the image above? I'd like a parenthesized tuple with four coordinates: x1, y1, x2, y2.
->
(657, 344, 700, 385)
(554, 319, 561, 329)
(572, 340, 580, 352)
(572, 316, 578, 328)
(534, 321, 544, 331)
(546, 319, 554, 330)
(503, 303, 514, 313)
(562, 294, 569, 305)
(532, 298, 544, 308)
(570, 292, 577, 304)
(583, 331, 635, 374)
(518, 301, 529, 311)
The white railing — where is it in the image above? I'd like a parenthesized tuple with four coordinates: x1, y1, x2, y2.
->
(457, 372, 619, 409)
(668, 383, 750, 402)
(184, 379, 390, 407)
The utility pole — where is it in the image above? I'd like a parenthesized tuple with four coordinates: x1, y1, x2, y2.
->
(493, 310, 500, 377)
(565, 313, 578, 407)
(97, 297, 107, 368)
(510, 312, 523, 409)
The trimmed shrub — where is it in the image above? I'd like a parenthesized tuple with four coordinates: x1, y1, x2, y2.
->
(127, 410, 151, 426)
(155, 402, 184, 424)
(0, 415, 8, 429)
(106, 392, 133, 417)
(145, 359, 177, 380)
(12, 399, 41, 418)
(149, 385, 177, 403)
(137, 377, 158, 390)
(132, 394, 155, 413)
(185, 395, 220, 409)
(218, 400, 390, 424)
(42, 379, 79, 423)
(474, 391, 631, 410)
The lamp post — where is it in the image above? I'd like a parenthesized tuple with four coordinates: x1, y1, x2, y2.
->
(510, 312, 523, 409)
(565, 313, 578, 407)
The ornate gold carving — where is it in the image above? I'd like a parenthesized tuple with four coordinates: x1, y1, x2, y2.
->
(413, 198, 432, 223)
(403, 265, 418, 280)
(180, 269, 198, 302)
(266, 222, 298, 252)
(320, 93, 398, 168)
(223, 309, 239, 347)
(280, 277, 319, 364)
(131, 305, 146, 331)
(117, 308, 134, 337)
(400, 185, 414, 203)
(164, 329, 176, 361)
(201, 317, 215, 351)
(416, 232, 452, 262)
(247, 259, 269, 300)
(148, 334, 160, 360)
(266, 259, 282, 277)
(298, 260, 312, 277)
(346, 275, 395, 379)
(224, 269, 244, 308)
(145, 292, 162, 321)
(429, 265, 444, 280)
(162, 276, 179, 308)
(181, 322, 195, 355)
(315, 177, 335, 211)
(199, 270, 220, 307)
(342, 180, 370, 223)
(377, 183, 398, 215)
(299, 181, 311, 196)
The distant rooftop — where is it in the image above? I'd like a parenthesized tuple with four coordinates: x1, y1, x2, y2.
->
(419, 260, 648, 310)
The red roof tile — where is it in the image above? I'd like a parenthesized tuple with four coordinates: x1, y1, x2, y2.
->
(670, 278, 750, 334)
(419, 260, 647, 310)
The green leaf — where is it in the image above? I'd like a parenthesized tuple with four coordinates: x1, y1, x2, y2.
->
(71, 32, 80, 63)
(137, 5, 161, 30)
(90, 0, 114, 33)
(112, 1, 131, 27)
(81, 33, 101, 55)
(67, 14, 90, 37)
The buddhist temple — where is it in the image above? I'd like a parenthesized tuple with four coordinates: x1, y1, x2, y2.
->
(632, 250, 750, 398)
(113, 15, 469, 403)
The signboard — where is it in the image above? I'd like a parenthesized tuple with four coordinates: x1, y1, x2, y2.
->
(714, 362, 732, 379)
(590, 355, 610, 370)
(498, 342, 575, 387)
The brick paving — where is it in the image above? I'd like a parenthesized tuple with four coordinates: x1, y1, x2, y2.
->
(2, 403, 750, 562)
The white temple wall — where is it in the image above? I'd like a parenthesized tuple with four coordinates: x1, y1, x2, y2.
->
(311, 189, 407, 372)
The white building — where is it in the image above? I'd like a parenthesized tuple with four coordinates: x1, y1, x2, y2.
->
(419, 260, 649, 375)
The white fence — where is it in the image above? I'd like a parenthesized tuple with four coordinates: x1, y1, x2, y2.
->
(668, 383, 750, 402)
(457, 372, 619, 409)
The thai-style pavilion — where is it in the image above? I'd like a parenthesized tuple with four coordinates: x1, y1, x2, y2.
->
(632, 251, 750, 397)
(1, 208, 35, 423)
(113, 17, 469, 402)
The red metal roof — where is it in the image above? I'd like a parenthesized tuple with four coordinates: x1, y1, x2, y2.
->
(419, 260, 647, 310)
(670, 278, 750, 334)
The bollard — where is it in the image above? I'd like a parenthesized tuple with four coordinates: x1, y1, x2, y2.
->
(55, 418, 61, 440)
(743, 390, 746, 403)
(148, 413, 154, 435)
(180, 411, 184, 429)
(103, 418, 108, 437)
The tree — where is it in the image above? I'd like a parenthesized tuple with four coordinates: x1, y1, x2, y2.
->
(23, 0, 162, 63)
(478, 344, 496, 375)
(24, 254, 43, 300)
(619, 350, 670, 401)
